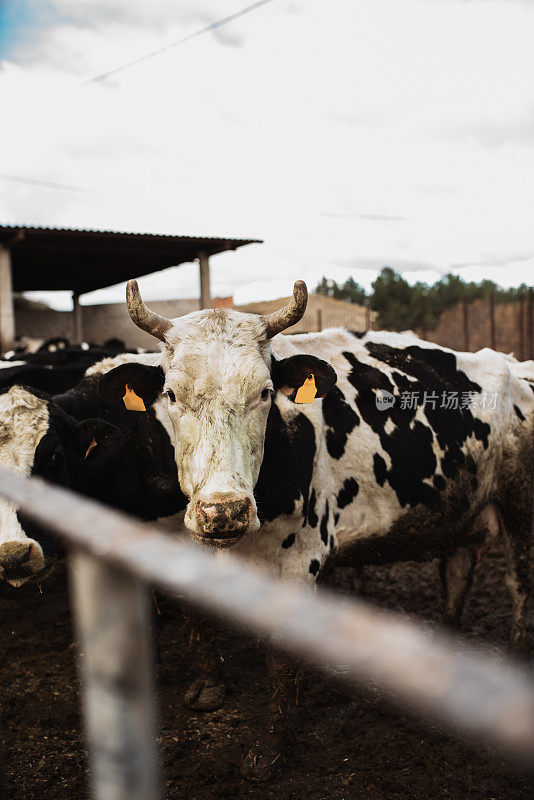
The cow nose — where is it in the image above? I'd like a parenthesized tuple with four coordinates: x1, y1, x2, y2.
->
(195, 494, 253, 537)
(0, 542, 32, 570)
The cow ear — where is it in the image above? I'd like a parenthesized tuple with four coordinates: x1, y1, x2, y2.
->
(75, 419, 124, 464)
(272, 355, 337, 403)
(98, 364, 165, 412)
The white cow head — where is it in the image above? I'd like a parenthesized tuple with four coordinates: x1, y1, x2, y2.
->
(126, 280, 336, 547)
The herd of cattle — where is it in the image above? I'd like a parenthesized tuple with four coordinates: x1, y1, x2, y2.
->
(1, 280, 534, 779)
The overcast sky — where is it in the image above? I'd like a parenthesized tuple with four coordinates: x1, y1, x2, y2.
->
(0, 0, 533, 310)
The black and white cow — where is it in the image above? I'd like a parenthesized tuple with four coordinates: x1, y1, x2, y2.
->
(2, 336, 76, 361)
(2, 335, 130, 361)
(1, 335, 49, 360)
(124, 278, 534, 778)
(0, 353, 185, 587)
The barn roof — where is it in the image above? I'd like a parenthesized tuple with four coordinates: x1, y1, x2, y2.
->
(0, 225, 262, 295)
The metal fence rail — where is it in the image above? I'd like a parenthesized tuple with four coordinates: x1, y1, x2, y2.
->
(1, 466, 534, 800)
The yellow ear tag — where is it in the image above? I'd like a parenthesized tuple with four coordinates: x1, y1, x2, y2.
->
(295, 374, 317, 404)
(85, 437, 97, 459)
(123, 384, 146, 412)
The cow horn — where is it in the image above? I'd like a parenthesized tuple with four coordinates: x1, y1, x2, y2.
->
(261, 281, 308, 338)
(126, 280, 172, 342)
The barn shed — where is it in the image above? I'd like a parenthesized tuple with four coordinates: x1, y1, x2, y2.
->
(0, 225, 261, 351)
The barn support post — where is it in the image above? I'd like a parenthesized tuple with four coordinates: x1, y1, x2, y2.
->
(0, 245, 15, 354)
(198, 250, 211, 310)
(72, 292, 83, 344)
(69, 551, 159, 800)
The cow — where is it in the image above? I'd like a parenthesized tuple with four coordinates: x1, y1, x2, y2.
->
(124, 278, 534, 779)
(0, 354, 185, 587)
(2, 335, 47, 360)
(0, 362, 97, 395)
(2, 336, 77, 361)
(2, 336, 120, 361)
(0, 340, 157, 396)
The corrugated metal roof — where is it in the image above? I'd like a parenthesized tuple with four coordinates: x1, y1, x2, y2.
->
(0, 223, 262, 243)
(0, 224, 262, 294)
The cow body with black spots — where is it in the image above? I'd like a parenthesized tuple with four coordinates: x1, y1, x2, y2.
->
(125, 279, 534, 779)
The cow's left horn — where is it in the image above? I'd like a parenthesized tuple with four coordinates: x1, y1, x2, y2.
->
(126, 280, 172, 342)
(261, 281, 308, 338)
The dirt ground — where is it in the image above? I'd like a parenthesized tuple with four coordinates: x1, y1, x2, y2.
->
(1, 543, 534, 800)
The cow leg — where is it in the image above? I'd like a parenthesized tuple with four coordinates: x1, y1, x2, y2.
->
(352, 564, 368, 596)
(239, 537, 324, 780)
(440, 546, 477, 628)
(183, 613, 225, 711)
(241, 649, 299, 781)
(501, 521, 531, 652)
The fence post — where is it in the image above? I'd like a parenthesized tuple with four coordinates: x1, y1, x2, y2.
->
(365, 302, 371, 331)
(489, 292, 496, 351)
(69, 552, 159, 800)
(519, 293, 525, 360)
(316, 308, 322, 332)
(462, 300, 470, 351)
(0, 720, 5, 800)
(529, 288, 534, 361)
(420, 295, 427, 341)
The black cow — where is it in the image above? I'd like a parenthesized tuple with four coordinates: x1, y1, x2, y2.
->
(0, 340, 156, 395)
(0, 361, 185, 587)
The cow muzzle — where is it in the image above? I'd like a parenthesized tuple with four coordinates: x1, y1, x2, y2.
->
(0, 541, 45, 587)
(193, 493, 257, 547)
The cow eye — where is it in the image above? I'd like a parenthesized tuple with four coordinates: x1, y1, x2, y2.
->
(165, 389, 176, 403)
(261, 388, 272, 402)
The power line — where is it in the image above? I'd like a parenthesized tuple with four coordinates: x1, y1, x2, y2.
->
(0, 173, 104, 195)
(85, 0, 277, 85)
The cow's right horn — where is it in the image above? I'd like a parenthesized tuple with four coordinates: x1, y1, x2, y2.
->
(126, 280, 172, 342)
(261, 281, 308, 338)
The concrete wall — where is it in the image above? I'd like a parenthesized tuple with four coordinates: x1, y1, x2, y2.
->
(16, 310, 75, 342)
(15, 298, 200, 349)
(15, 294, 377, 348)
(235, 294, 376, 334)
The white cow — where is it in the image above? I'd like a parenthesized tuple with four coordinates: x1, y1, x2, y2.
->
(125, 279, 534, 779)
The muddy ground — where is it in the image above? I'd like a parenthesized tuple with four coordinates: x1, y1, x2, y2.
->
(1, 543, 533, 800)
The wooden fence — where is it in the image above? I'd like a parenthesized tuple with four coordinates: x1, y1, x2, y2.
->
(422, 289, 534, 357)
(1, 467, 534, 799)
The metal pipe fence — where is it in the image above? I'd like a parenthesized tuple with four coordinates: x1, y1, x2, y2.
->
(0, 467, 534, 800)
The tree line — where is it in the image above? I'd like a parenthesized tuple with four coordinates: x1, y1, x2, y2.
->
(315, 267, 530, 331)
